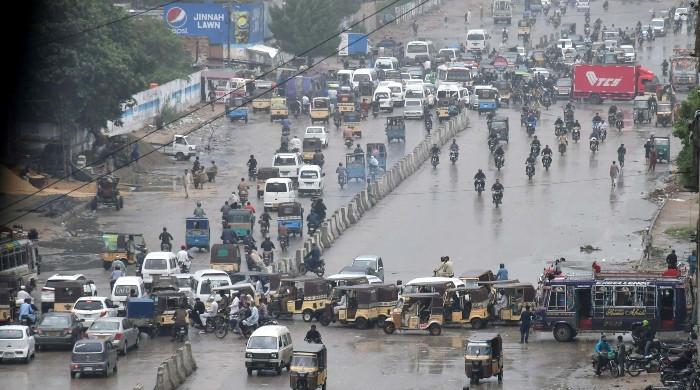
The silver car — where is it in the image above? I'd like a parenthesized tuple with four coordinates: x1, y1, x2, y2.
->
(86, 317, 140, 355)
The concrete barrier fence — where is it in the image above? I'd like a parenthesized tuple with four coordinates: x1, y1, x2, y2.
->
(153, 341, 197, 390)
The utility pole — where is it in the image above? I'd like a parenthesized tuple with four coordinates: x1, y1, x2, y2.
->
(226, 3, 231, 68)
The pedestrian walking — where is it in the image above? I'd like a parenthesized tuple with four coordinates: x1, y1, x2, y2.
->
(648, 147, 657, 172)
(208, 89, 216, 112)
(666, 249, 678, 269)
(443, 15, 448, 29)
(616, 335, 627, 376)
(617, 144, 626, 168)
(520, 305, 534, 343)
(480, 5, 484, 21)
(609, 161, 619, 186)
(642, 229, 653, 260)
(688, 250, 697, 276)
(183, 169, 192, 199)
(467, 9, 472, 24)
(412, 20, 418, 35)
(644, 138, 652, 163)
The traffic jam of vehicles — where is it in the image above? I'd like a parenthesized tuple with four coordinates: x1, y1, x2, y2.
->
(1, 0, 698, 389)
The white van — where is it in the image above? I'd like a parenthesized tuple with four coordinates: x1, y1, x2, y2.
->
(373, 86, 395, 111)
(374, 57, 399, 71)
(403, 85, 426, 103)
(111, 276, 146, 309)
(404, 40, 436, 62)
(245, 325, 294, 375)
(351, 68, 378, 89)
(141, 252, 179, 287)
(263, 178, 296, 211)
(192, 269, 232, 303)
(297, 165, 324, 196)
(272, 153, 303, 180)
(466, 29, 490, 53)
(378, 80, 404, 106)
(437, 83, 470, 106)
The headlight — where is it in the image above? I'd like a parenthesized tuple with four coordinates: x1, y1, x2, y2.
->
(245, 352, 252, 358)
(270, 353, 278, 358)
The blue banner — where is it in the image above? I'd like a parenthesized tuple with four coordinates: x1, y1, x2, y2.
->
(163, 3, 265, 47)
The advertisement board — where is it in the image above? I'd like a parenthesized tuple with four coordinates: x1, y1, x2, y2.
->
(163, 3, 265, 46)
(572, 65, 636, 95)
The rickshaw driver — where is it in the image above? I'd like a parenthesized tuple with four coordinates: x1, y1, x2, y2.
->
(193, 201, 206, 217)
(353, 144, 364, 158)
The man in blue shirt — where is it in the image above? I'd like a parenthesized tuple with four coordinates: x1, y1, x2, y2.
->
(594, 335, 612, 375)
(496, 263, 509, 280)
(19, 298, 36, 325)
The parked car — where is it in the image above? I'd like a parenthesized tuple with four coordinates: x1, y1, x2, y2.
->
(71, 297, 119, 327)
(70, 339, 118, 378)
(0, 325, 35, 363)
(35, 312, 84, 350)
(86, 317, 140, 355)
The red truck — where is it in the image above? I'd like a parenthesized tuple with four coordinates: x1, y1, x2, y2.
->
(572, 64, 656, 103)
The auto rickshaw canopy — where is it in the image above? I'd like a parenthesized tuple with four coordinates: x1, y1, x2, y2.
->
(277, 202, 303, 218)
(210, 244, 241, 265)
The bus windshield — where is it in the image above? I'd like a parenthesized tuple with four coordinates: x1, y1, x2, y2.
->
(407, 44, 428, 54)
(446, 69, 470, 82)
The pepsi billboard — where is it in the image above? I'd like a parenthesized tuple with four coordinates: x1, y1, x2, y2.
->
(163, 3, 265, 46)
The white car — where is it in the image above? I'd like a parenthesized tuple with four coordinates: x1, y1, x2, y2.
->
(297, 165, 324, 196)
(576, 0, 590, 11)
(650, 18, 666, 36)
(41, 273, 97, 313)
(303, 126, 329, 147)
(403, 98, 424, 119)
(272, 153, 304, 180)
(0, 325, 35, 363)
(674, 8, 688, 22)
(71, 297, 119, 327)
(620, 45, 636, 63)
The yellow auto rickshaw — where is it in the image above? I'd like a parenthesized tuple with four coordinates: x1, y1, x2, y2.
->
(487, 281, 536, 324)
(289, 344, 327, 390)
(337, 93, 355, 113)
(209, 243, 241, 273)
(374, 284, 399, 323)
(464, 333, 504, 385)
(269, 276, 330, 322)
(319, 284, 378, 329)
(655, 102, 674, 127)
(342, 112, 362, 138)
(152, 289, 189, 335)
(302, 138, 323, 162)
(382, 292, 444, 336)
(436, 99, 451, 122)
(271, 97, 289, 122)
(251, 80, 273, 112)
(0, 287, 15, 324)
(53, 281, 89, 312)
(310, 97, 331, 124)
(101, 233, 146, 269)
(444, 286, 494, 329)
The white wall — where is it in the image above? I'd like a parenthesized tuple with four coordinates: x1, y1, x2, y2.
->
(105, 71, 202, 136)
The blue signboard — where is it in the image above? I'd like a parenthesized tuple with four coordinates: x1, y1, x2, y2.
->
(163, 3, 265, 47)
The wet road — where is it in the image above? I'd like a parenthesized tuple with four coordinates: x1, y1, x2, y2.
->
(5, 0, 694, 388)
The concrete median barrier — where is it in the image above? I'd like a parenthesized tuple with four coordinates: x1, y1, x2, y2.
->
(153, 342, 198, 390)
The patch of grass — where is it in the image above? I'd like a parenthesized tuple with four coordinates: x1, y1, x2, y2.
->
(664, 225, 697, 241)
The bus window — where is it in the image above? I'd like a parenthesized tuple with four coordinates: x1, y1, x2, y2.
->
(594, 286, 613, 307)
(614, 287, 633, 306)
(659, 288, 674, 321)
(547, 286, 566, 310)
(634, 286, 655, 306)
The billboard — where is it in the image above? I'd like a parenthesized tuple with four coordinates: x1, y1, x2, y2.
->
(163, 3, 265, 47)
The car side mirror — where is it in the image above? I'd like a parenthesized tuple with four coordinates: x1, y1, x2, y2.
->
(321, 173, 326, 177)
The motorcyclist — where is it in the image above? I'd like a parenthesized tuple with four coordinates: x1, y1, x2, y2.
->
(290, 135, 302, 152)
(449, 139, 459, 152)
(572, 119, 581, 131)
(640, 320, 656, 355)
(307, 210, 322, 234)
(554, 116, 564, 128)
(592, 112, 602, 125)
(312, 198, 327, 220)
(525, 154, 536, 167)
(662, 59, 669, 75)
(594, 335, 612, 375)
(172, 302, 189, 340)
(18, 298, 36, 326)
(159, 227, 173, 251)
(305, 242, 322, 272)
(333, 107, 342, 125)
(474, 169, 486, 191)
(199, 296, 219, 330)
(530, 136, 541, 152)
(434, 256, 454, 277)
(558, 133, 569, 147)
(526, 112, 537, 130)
(241, 302, 259, 335)
(193, 201, 206, 217)
(312, 149, 325, 167)
(494, 145, 505, 159)
(260, 236, 275, 262)
(259, 210, 272, 232)
(15, 286, 32, 307)
(491, 179, 504, 196)
(541, 145, 553, 157)
(305, 324, 322, 343)
(247, 155, 257, 176)
(238, 177, 250, 199)
(487, 132, 498, 149)
(430, 144, 440, 156)
(336, 163, 347, 182)
(176, 245, 192, 272)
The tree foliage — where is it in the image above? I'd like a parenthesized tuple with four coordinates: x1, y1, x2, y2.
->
(672, 88, 699, 188)
(19, 0, 192, 131)
(269, 0, 362, 59)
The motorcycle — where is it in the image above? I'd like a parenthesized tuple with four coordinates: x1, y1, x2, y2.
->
(495, 154, 505, 170)
(542, 155, 552, 171)
(372, 105, 379, 119)
(449, 150, 458, 164)
(344, 137, 353, 149)
(160, 241, 172, 252)
(526, 162, 535, 180)
(542, 95, 551, 110)
(338, 172, 347, 189)
(492, 190, 503, 208)
(301, 259, 325, 277)
(488, 137, 497, 153)
(572, 127, 581, 142)
(262, 250, 273, 266)
(474, 179, 485, 195)
(526, 122, 536, 137)
(425, 118, 433, 134)
(174, 325, 188, 342)
(258, 219, 270, 236)
(615, 119, 623, 131)
(590, 137, 599, 152)
(592, 353, 620, 377)
(179, 262, 190, 274)
(431, 153, 439, 168)
(279, 234, 289, 252)
(558, 142, 567, 156)
(334, 117, 342, 131)
(625, 352, 661, 377)
(248, 166, 257, 180)
(530, 144, 540, 157)
(239, 189, 249, 205)
(555, 124, 565, 136)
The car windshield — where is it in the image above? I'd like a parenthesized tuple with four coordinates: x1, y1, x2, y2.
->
(467, 34, 485, 41)
(274, 157, 297, 166)
(90, 321, 120, 331)
(145, 258, 167, 270)
(623, 47, 634, 54)
(0, 330, 23, 339)
(557, 79, 572, 87)
(114, 285, 137, 296)
(300, 171, 319, 179)
(266, 182, 287, 192)
(247, 336, 277, 349)
(176, 277, 191, 289)
(199, 279, 230, 295)
(46, 279, 78, 288)
(40, 315, 71, 327)
(292, 355, 317, 368)
(375, 92, 389, 100)
(651, 20, 664, 27)
(74, 300, 104, 311)
(74, 342, 103, 353)
(407, 44, 427, 54)
(404, 90, 423, 99)
(306, 128, 322, 134)
(354, 74, 370, 82)
(490, 121, 507, 130)
(466, 343, 491, 356)
(352, 259, 375, 269)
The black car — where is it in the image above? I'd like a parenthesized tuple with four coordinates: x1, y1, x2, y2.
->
(35, 312, 85, 350)
(70, 339, 118, 378)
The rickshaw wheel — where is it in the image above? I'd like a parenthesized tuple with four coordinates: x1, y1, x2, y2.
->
(302, 309, 314, 322)
(102, 261, 111, 270)
(428, 323, 441, 336)
(471, 318, 485, 329)
(383, 321, 396, 334)
(355, 317, 369, 329)
(319, 313, 331, 326)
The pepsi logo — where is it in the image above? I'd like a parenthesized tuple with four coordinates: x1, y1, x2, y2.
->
(166, 7, 187, 29)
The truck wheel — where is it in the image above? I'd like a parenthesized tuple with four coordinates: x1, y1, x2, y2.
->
(553, 324, 575, 342)
(175, 152, 185, 161)
(589, 94, 602, 104)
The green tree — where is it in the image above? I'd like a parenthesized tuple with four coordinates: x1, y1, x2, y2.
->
(19, 0, 191, 131)
(672, 88, 699, 189)
(269, 0, 362, 60)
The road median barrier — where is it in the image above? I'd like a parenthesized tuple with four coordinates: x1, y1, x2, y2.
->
(154, 341, 197, 390)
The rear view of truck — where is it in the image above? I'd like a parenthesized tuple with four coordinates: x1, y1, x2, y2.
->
(670, 54, 698, 92)
(572, 64, 655, 103)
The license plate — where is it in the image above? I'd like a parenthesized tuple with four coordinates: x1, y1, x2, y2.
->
(47, 331, 60, 336)
(98, 335, 109, 340)
(83, 367, 93, 371)
(3, 352, 14, 358)
(304, 182, 314, 185)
